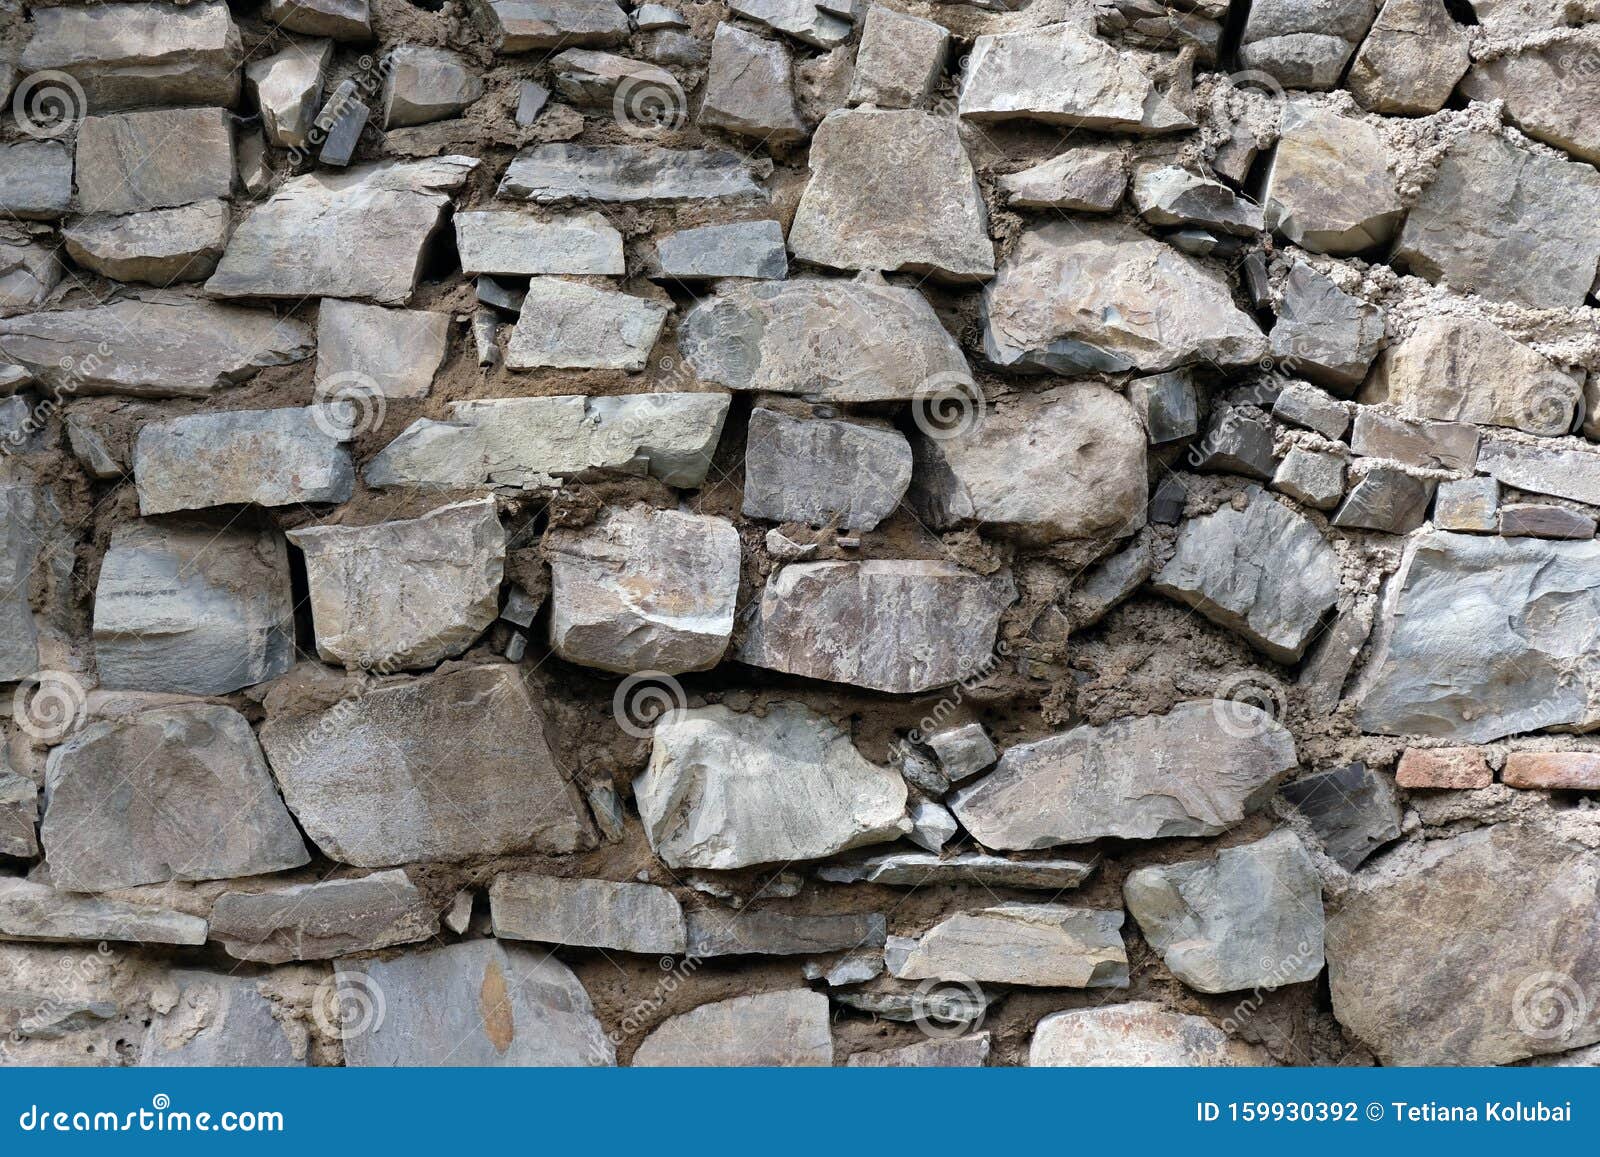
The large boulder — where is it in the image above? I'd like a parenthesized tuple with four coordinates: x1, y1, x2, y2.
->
(632, 989, 832, 1066)
(1030, 1003, 1267, 1066)
(209, 871, 438, 963)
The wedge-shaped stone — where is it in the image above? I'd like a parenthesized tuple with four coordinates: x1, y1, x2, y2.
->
(341, 940, 614, 1066)
(958, 25, 1192, 133)
(1262, 105, 1402, 255)
(983, 221, 1268, 373)
(1152, 487, 1341, 663)
(1327, 822, 1600, 1065)
(499, 144, 763, 204)
(1356, 531, 1600, 742)
(140, 971, 304, 1068)
(634, 989, 831, 1066)
(636, 702, 907, 870)
(210, 870, 437, 963)
(207, 156, 479, 305)
(93, 521, 294, 694)
(1462, 33, 1600, 165)
(133, 405, 354, 515)
(1348, 0, 1470, 115)
(1133, 165, 1263, 235)
(288, 498, 505, 671)
(266, 0, 371, 39)
(790, 109, 993, 282)
(680, 274, 969, 402)
(42, 704, 309, 891)
(743, 408, 911, 530)
(476, 0, 629, 49)
(699, 23, 807, 142)
(1269, 260, 1386, 392)
(727, 0, 851, 48)
(489, 873, 686, 954)
(0, 142, 73, 220)
(455, 210, 623, 276)
(62, 200, 231, 285)
(913, 382, 1146, 546)
(0, 879, 207, 946)
(383, 45, 484, 128)
(506, 279, 668, 371)
(999, 146, 1127, 212)
(315, 299, 449, 399)
(1477, 439, 1600, 506)
(740, 560, 1014, 693)
(1031, 1003, 1266, 1066)
(366, 394, 730, 489)
(75, 107, 234, 216)
(819, 851, 1097, 890)
(1279, 762, 1401, 870)
(246, 38, 332, 147)
(888, 905, 1128, 988)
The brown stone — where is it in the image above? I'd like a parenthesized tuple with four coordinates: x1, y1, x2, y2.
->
(1502, 752, 1600, 790)
(1395, 747, 1491, 789)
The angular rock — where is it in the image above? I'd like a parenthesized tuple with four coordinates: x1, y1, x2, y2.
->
(0, 142, 73, 220)
(1462, 33, 1600, 165)
(998, 146, 1128, 212)
(1279, 762, 1402, 870)
(1272, 380, 1350, 440)
(1434, 475, 1499, 532)
(0, 771, 37, 860)
(499, 144, 763, 204)
(740, 560, 1014, 693)
(1331, 466, 1434, 534)
(315, 299, 449, 400)
(93, 521, 294, 694)
(506, 279, 668, 371)
(1030, 1003, 1266, 1066)
(907, 799, 957, 852)
(818, 851, 1097, 890)
(140, 971, 303, 1068)
(62, 200, 231, 285)
(0, 231, 61, 317)
(546, 505, 739, 674)
(0, 879, 207, 946)
(654, 220, 787, 280)
(515, 80, 550, 123)
(1269, 261, 1387, 392)
(849, 5, 946, 108)
(699, 24, 806, 143)
(1349, 409, 1478, 471)
(1347, 0, 1470, 115)
(1240, 0, 1375, 88)
(982, 221, 1268, 373)
(685, 908, 884, 957)
(1396, 746, 1492, 789)
(477, 0, 629, 49)
(636, 702, 907, 870)
(260, 664, 596, 865)
(42, 704, 309, 891)
(633, 989, 833, 1066)
(950, 700, 1297, 850)
(1503, 752, 1600, 790)
(743, 408, 911, 530)
(246, 38, 331, 147)
(209, 871, 438, 963)
(289, 498, 505, 671)
(1066, 536, 1154, 629)
(1153, 488, 1341, 662)
(726, 0, 851, 48)
(1096, 0, 1224, 63)
(550, 48, 679, 110)
(266, 0, 371, 39)
(133, 405, 354, 515)
(75, 106, 234, 215)
(314, 77, 369, 167)
(849, 1033, 991, 1067)
(383, 45, 483, 128)
(1132, 165, 1263, 235)
(206, 156, 479, 305)
(489, 873, 686, 954)
(926, 722, 997, 783)
(1127, 370, 1199, 444)
(1265, 107, 1403, 255)
(1501, 503, 1596, 540)
(455, 210, 624, 276)
(1272, 446, 1345, 511)
(1478, 439, 1600, 506)
(341, 940, 613, 1066)
(888, 905, 1128, 988)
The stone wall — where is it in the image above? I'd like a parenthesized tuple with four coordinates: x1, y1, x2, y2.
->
(0, 0, 1597, 1068)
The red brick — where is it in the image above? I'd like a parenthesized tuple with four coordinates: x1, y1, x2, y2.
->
(1503, 752, 1600, 791)
(1395, 747, 1492, 789)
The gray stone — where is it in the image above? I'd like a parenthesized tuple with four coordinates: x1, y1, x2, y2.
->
(62, 200, 231, 285)
(818, 851, 1098, 890)
(636, 4, 688, 28)
(950, 700, 1297, 850)
(679, 274, 969, 402)
(636, 702, 907, 870)
(236, 129, 271, 196)
(743, 408, 911, 530)
(740, 560, 1014, 693)
(1132, 165, 1263, 235)
(313, 78, 369, 167)
(1327, 822, 1600, 1065)
(831, 983, 989, 1025)
(1067, 536, 1154, 629)
(0, 142, 73, 220)
(383, 45, 483, 128)
(550, 48, 679, 110)
(1395, 130, 1600, 308)
(1347, 0, 1470, 115)
(0, 231, 61, 317)
(699, 24, 806, 143)
(260, 664, 596, 865)
(515, 80, 550, 124)
(546, 504, 739, 674)
(633, 989, 833, 1066)
(42, 704, 309, 891)
(1434, 475, 1499, 532)
(288, 498, 505, 671)
(207, 156, 479, 305)
(1270, 262, 1387, 392)
(365, 394, 730, 490)
(888, 905, 1128, 988)
(477, 276, 526, 313)
(1478, 439, 1600, 506)
(998, 146, 1128, 212)
(1272, 446, 1345, 511)
(849, 5, 946, 108)
(133, 405, 354, 515)
(849, 1033, 990, 1067)
(1262, 105, 1403, 255)
(1272, 380, 1350, 440)
(727, 0, 851, 48)
(0, 879, 207, 945)
(506, 279, 668, 371)
(1332, 466, 1435, 534)
(341, 940, 613, 1065)
(925, 722, 997, 783)
(1239, 0, 1375, 88)
(315, 299, 450, 400)
(655, 220, 787, 280)
(1461, 32, 1600, 165)
(499, 144, 763, 204)
(685, 909, 884, 956)
(140, 971, 303, 1068)
(1279, 762, 1401, 870)
(1128, 370, 1199, 444)
(1153, 488, 1340, 662)
(640, 28, 710, 66)
(1348, 409, 1478, 471)
(907, 798, 957, 852)
(209, 870, 438, 963)
(489, 873, 686, 954)
(894, 745, 947, 795)
(1153, 478, 1187, 524)
(477, 0, 629, 49)
(246, 38, 331, 147)
(1030, 1003, 1266, 1066)
(93, 521, 294, 694)
(455, 210, 624, 276)
(75, 106, 234, 215)
(266, 0, 370, 39)
(1499, 503, 1596, 540)
(983, 221, 1268, 373)
(1095, 0, 1223, 63)
(0, 771, 36, 860)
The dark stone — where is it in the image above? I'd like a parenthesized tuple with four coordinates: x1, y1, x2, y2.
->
(1279, 762, 1402, 870)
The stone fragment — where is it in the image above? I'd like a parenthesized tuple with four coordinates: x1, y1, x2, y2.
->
(1272, 446, 1345, 511)
(506, 279, 667, 371)
(289, 498, 505, 671)
(0, 879, 206, 946)
(1478, 439, 1600, 506)
(654, 220, 787, 280)
(849, 1034, 990, 1067)
(1332, 466, 1434, 534)
(1347, 0, 1470, 115)
(546, 505, 738, 675)
(1270, 262, 1386, 392)
(959, 25, 1192, 133)
(1461, 33, 1600, 165)
(743, 408, 911, 530)
(685, 909, 884, 957)
(1127, 371, 1198, 445)
(849, 6, 945, 108)
(133, 405, 354, 515)
(633, 990, 833, 1066)
(210, 871, 437, 963)
(365, 394, 730, 490)
(140, 971, 303, 1067)
(93, 521, 293, 694)
(907, 799, 957, 852)
(1297, 606, 1370, 712)
(489, 873, 686, 953)
(383, 45, 483, 128)
(313, 77, 368, 167)
(266, 0, 371, 39)
(888, 905, 1128, 988)
(341, 940, 613, 1065)
(1279, 762, 1401, 870)
(740, 560, 1014, 693)
(636, 4, 688, 27)
(1434, 476, 1499, 532)
(0, 771, 37, 860)
(1066, 537, 1154, 629)
(952, 701, 1295, 850)
(699, 24, 806, 143)
(315, 299, 449, 400)
(75, 107, 234, 216)
(260, 664, 595, 865)
(818, 852, 1097, 890)
(0, 232, 60, 316)
(1262, 105, 1403, 255)
(477, 276, 526, 313)
(0, 142, 72, 220)
(1502, 752, 1600, 790)
(549, 48, 677, 111)
(499, 144, 762, 204)
(1327, 822, 1600, 1064)
(1151, 477, 1187, 523)
(1272, 380, 1350, 440)
(246, 38, 331, 147)
(207, 156, 478, 305)
(43, 705, 309, 891)
(1239, 0, 1375, 88)
(237, 129, 272, 196)
(1030, 1003, 1266, 1066)
(1396, 747, 1492, 789)
(1396, 131, 1600, 308)
(455, 210, 624, 276)
(515, 80, 550, 124)
(1153, 488, 1340, 662)
(636, 702, 907, 870)
(62, 200, 230, 285)
(895, 746, 947, 795)
(1501, 503, 1596, 540)
(925, 722, 996, 783)
(1348, 409, 1478, 471)
(20, 1, 242, 111)
(477, 0, 629, 49)
(679, 274, 968, 402)
(998, 146, 1127, 212)
(1133, 165, 1263, 235)
(983, 221, 1268, 373)
(727, 0, 851, 47)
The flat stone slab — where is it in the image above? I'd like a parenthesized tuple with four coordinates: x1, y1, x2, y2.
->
(81, 106, 236, 212)
(998, 145, 1128, 212)
(818, 851, 1097, 890)
(499, 144, 763, 204)
(477, 0, 630, 50)
(489, 872, 686, 954)
(743, 408, 911, 531)
(455, 210, 624, 276)
(0, 879, 207, 945)
(62, 200, 231, 285)
(209, 870, 439, 963)
(654, 219, 788, 280)
(316, 299, 450, 400)
(140, 971, 304, 1068)
(888, 904, 1128, 988)
(1477, 439, 1600, 507)
(849, 1033, 991, 1067)
(685, 909, 884, 957)
(1030, 1002, 1266, 1066)
(506, 279, 668, 371)
(0, 141, 73, 220)
(1278, 762, 1401, 870)
(633, 989, 833, 1066)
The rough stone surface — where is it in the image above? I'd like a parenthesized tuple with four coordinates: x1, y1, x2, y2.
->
(1502, 752, 1600, 790)
(1240, 0, 1375, 88)
(1332, 465, 1435, 534)
(1279, 762, 1402, 870)
(141, 971, 303, 1068)
(633, 990, 832, 1066)
(1462, 34, 1600, 166)
(499, 144, 762, 203)
(1133, 165, 1263, 235)
(654, 220, 787, 280)
(818, 851, 1097, 890)
(685, 908, 884, 957)
(0, 142, 73, 220)
(1395, 746, 1492, 789)
(1347, 0, 1470, 115)
(75, 107, 234, 216)
(209, 871, 438, 963)
(1030, 1003, 1267, 1066)
(1349, 409, 1479, 471)
(0, 771, 37, 860)
(699, 24, 806, 143)
(490, 873, 686, 954)
(62, 201, 231, 285)
(850, 1034, 990, 1067)
(506, 279, 668, 371)
(315, 299, 449, 399)
(247, 38, 331, 147)
(1270, 261, 1386, 392)
(455, 210, 624, 276)
(0, 879, 207, 945)
(1263, 105, 1403, 255)
(743, 408, 911, 530)
(849, 5, 946, 108)
(384, 45, 484, 128)
(888, 905, 1128, 988)
(997, 146, 1127, 212)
